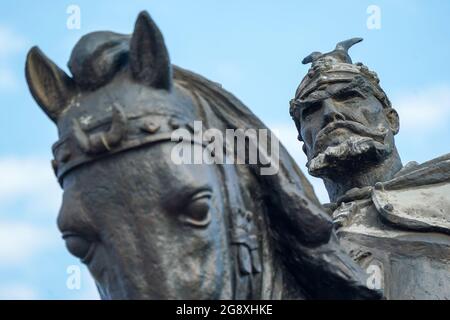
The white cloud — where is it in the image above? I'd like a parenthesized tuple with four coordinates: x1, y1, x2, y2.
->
(0, 284, 38, 300)
(0, 156, 62, 216)
(0, 66, 18, 91)
(393, 84, 450, 134)
(0, 26, 28, 91)
(0, 68, 18, 90)
(0, 156, 61, 267)
(0, 26, 27, 58)
(0, 221, 57, 266)
(268, 123, 330, 203)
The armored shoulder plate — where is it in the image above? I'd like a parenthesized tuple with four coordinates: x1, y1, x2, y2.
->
(372, 181, 450, 235)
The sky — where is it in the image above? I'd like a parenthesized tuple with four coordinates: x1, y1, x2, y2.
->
(0, 0, 449, 299)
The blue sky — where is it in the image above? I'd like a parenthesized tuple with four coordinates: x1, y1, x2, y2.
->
(0, 1, 449, 299)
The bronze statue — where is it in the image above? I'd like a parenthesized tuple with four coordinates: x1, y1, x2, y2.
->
(290, 39, 450, 299)
(25, 12, 379, 299)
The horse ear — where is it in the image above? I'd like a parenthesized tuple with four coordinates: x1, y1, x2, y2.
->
(129, 11, 172, 90)
(25, 46, 75, 122)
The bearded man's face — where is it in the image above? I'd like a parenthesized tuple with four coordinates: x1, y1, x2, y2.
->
(293, 82, 399, 178)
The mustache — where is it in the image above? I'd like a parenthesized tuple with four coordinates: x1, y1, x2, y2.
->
(313, 120, 388, 154)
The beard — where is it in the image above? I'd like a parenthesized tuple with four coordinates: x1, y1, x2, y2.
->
(306, 120, 394, 177)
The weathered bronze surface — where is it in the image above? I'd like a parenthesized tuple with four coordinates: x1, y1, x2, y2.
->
(25, 12, 379, 299)
(291, 39, 450, 299)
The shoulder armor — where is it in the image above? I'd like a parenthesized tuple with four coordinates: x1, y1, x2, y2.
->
(372, 181, 450, 235)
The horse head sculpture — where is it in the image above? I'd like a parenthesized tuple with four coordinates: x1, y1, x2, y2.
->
(25, 11, 379, 299)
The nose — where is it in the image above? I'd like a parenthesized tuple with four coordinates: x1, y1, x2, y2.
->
(322, 99, 345, 124)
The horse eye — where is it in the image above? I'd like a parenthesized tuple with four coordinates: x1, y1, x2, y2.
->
(182, 192, 212, 227)
(63, 233, 95, 263)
